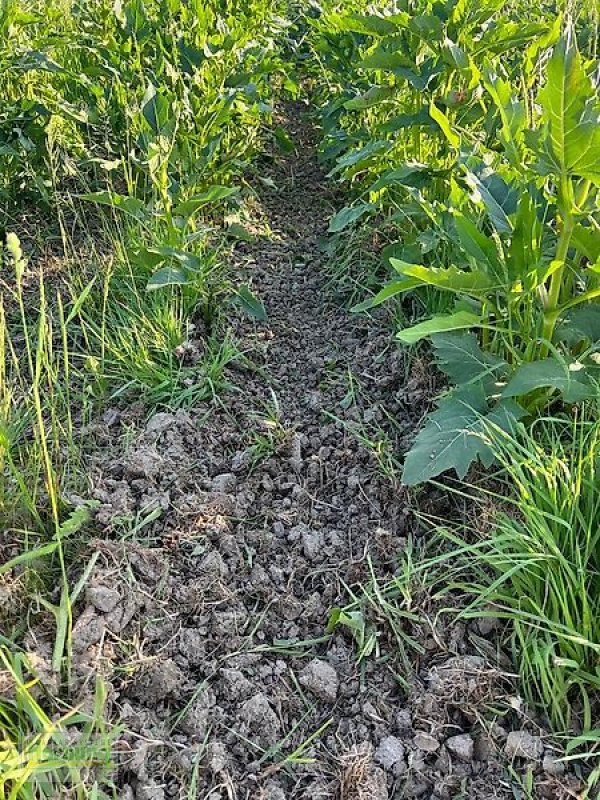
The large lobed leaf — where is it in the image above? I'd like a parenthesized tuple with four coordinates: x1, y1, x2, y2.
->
(431, 332, 507, 389)
(537, 26, 600, 181)
(502, 356, 596, 404)
(402, 388, 525, 485)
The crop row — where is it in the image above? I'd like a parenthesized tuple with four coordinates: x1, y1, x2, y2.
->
(305, 0, 600, 782)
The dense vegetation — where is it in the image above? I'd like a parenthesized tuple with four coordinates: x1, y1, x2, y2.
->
(1, 0, 599, 796)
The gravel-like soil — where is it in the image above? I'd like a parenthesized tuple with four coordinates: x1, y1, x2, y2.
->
(28, 106, 582, 799)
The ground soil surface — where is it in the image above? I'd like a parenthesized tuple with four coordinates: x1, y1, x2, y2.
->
(47, 106, 583, 799)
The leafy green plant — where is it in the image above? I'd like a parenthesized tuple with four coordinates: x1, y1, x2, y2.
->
(0, 648, 115, 799)
(353, 24, 600, 483)
(308, 0, 560, 232)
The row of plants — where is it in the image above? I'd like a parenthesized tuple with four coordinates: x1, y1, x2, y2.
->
(1, 0, 287, 404)
(305, 0, 600, 483)
(302, 0, 600, 789)
(0, 0, 293, 524)
(1, 1, 292, 796)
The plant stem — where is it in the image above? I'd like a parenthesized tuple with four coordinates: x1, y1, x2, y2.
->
(541, 179, 575, 350)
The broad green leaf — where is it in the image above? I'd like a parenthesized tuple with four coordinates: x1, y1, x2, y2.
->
(235, 285, 267, 321)
(483, 66, 526, 166)
(173, 186, 238, 218)
(402, 389, 525, 484)
(368, 163, 439, 193)
(141, 82, 171, 134)
(502, 357, 595, 403)
(146, 266, 190, 290)
(378, 108, 433, 133)
(464, 170, 517, 234)
(393, 261, 495, 294)
(538, 26, 600, 180)
(571, 224, 600, 264)
(442, 37, 469, 70)
(409, 14, 444, 41)
(123, 0, 149, 37)
(226, 222, 255, 242)
(79, 191, 145, 220)
(330, 12, 398, 36)
(429, 103, 460, 148)
(344, 86, 395, 111)
(177, 40, 205, 73)
(453, 213, 503, 278)
(389, 257, 430, 275)
(16, 50, 63, 73)
(329, 140, 390, 177)
(142, 246, 203, 273)
(557, 305, 600, 345)
(328, 203, 374, 233)
(394, 61, 444, 91)
(397, 310, 483, 344)
(481, 21, 553, 55)
(381, 243, 406, 267)
(432, 332, 507, 387)
(509, 191, 544, 287)
(360, 48, 412, 72)
(351, 278, 422, 312)
(273, 126, 294, 154)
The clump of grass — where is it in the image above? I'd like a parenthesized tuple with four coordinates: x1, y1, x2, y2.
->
(438, 414, 600, 733)
(0, 648, 115, 800)
(0, 234, 111, 797)
(0, 232, 89, 530)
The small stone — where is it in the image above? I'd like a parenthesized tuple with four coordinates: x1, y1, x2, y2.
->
(136, 781, 165, 800)
(375, 736, 406, 776)
(198, 551, 229, 579)
(179, 689, 216, 739)
(87, 585, 120, 613)
(445, 733, 474, 761)
(207, 741, 228, 773)
(131, 658, 185, 704)
(301, 528, 324, 561)
(413, 732, 440, 753)
(263, 780, 287, 800)
(72, 606, 105, 653)
(473, 735, 492, 762)
(402, 777, 431, 798)
(505, 731, 544, 761)
(347, 474, 361, 491)
(145, 412, 176, 434)
(305, 391, 322, 411)
(395, 709, 412, 734)
(220, 668, 253, 701)
(475, 616, 499, 636)
(289, 433, 303, 473)
(239, 693, 281, 741)
(542, 752, 565, 776)
(299, 658, 338, 702)
(361, 766, 388, 800)
(231, 449, 253, 473)
(211, 473, 237, 493)
(125, 446, 163, 480)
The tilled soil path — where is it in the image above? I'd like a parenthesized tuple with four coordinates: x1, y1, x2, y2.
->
(63, 107, 576, 800)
